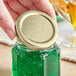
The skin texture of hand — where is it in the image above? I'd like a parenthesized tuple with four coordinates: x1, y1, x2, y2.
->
(0, 0, 56, 40)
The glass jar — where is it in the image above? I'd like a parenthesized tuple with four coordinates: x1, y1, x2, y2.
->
(12, 10, 60, 76)
(12, 41, 60, 76)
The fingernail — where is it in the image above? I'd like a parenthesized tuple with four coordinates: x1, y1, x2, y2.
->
(6, 29, 16, 40)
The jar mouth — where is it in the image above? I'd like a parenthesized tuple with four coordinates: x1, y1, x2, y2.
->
(15, 39, 60, 52)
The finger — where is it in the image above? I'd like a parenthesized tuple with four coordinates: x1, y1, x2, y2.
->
(4, 2, 19, 21)
(0, 0, 16, 40)
(19, 0, 38, 10)
(7, 0, 28, 15)
(32, 0, 56, 20)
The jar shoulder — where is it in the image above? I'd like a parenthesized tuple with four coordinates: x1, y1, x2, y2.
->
(12, 42, 60, 54)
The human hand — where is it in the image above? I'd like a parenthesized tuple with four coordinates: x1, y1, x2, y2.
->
(0, 0, 56, 40)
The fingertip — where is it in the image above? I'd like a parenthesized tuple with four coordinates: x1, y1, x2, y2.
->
(5, 29, 16, 40)
(47, 10, 56, 20)
(32, 0, 56, 19)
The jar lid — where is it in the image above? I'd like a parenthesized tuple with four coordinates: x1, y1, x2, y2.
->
(16, 10, 58, 50)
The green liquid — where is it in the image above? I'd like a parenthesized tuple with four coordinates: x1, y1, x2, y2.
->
(12, 43, 60, 76)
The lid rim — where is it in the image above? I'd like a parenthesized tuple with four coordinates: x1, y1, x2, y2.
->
(16, 10, 58, 50)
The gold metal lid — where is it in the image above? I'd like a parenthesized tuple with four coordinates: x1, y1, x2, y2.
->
(16, 10, 58, 50)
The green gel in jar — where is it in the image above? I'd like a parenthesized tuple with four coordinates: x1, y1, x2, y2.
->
(12, 43, 60, 76)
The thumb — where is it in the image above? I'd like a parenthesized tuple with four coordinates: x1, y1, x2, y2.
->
(0, 0, 16, 40)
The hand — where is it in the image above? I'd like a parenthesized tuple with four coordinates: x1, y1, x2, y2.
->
(0, 0, 56, 40)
